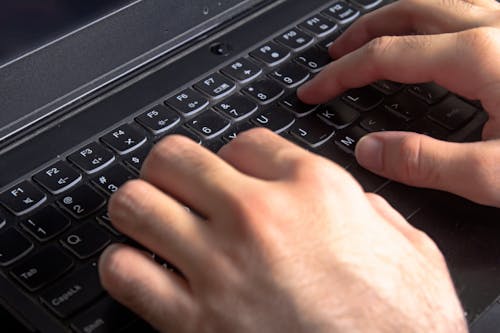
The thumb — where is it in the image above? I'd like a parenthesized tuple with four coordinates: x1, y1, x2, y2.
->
(355, 132, 500, 208)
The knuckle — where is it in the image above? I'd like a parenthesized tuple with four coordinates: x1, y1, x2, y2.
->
(398, 135, 437, 185)
(457, 27, 498, 54)
(365, 36, 396, 59)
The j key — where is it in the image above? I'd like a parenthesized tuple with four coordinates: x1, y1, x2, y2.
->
(384, 92, 428, 122)
(93, 164, 136, 195)
(58, 184, 106, 219)
(360, 110, 406, 132)
(242, 79, 284, 104)
(101, 124, 147, 155)
(318, 99, 360, 129)
(321, 2, 360, 24)
(70, 297, 137, 333)
(342, 86, 383, 112)
(318, 29, 343, 51)
(290, 116, 336, 148)
(61, 222, 111, 259)
(351, 0, 383, 9)
(124, 144, 152, 172)
(221, 58, 262, 83)
(20, 206, 70, 242)
(165, 88, 209, 116)
(33, 161, 82, 195)
(295, 47, 332, 73)
(335, 126, 368, 154)
(10, 245, 73, 291)
(214, 95, 258, 120)
(250, 42, 290, 66)
(251, 107, 296, 134)
(270, 63, 310, 88)
(299, 15, 338, 37)
(222, 122, 255, 142)
(187, 111, 231, 139)
(194, 73, 236, 99)
(0, 228, 33, 266)
(68, 142, 115, 174)
(97, 211, 121, 236)
(40, 262, 104, 318)
(275, 28, 313, 51)
(428, 96, 477, 131)
(280, 93, 317, 117)
(135, 105, 180, 135)
(372, 80, 404, 95)
(409, 82, 448, 105)
(0, 181, 46, 216)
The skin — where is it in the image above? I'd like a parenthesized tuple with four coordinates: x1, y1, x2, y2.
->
(99, 0, 500, 332)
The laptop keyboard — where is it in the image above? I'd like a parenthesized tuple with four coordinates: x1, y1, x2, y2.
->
(0, 1, 485, 332)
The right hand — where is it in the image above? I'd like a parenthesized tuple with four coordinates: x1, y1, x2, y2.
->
(298, 0, 500, 207)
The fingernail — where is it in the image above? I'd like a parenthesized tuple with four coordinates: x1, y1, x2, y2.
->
(355, 135, 384, 172)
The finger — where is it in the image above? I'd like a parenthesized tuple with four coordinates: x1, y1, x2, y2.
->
(141, 135, 247, 218)
(108, 179, 210, 277)
(217, 128, 312, 180)
(99, 244, 194, 332)
(356, 132, 500, 207)
(298, 28, 500, 105)
(328, 0, 499, 60)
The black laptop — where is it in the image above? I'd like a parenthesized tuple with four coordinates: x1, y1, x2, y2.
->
(1, 0, 500, 332)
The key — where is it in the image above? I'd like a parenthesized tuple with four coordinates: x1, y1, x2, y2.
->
(280, 93, 317, 117)
(250, 42, 290, 66)
(58, 184, 106, 219)
(203, 139, 226, 153)
(372, 80, 404, 95)
(68, 142, 115, 174)
(342, 86, 383, 112)
(409, 82, 448, 105)
(214, 95, 258, 120)
(10, 245, 73, 291)
(97, 211, 121, 236)
(295, 47, 332, 73)
(93, 164, 136, 195)
(187, 111, 231, 139)
(318, 29, 343, 51)
(70, 297, 137, 333)
(322, 2, 360, 24)
(269, 63, 310, 88)
(101, 124, 147, 155)
(40, 262, 104, 318)
(194, 73, 236, 99)
(135, 105, 180, 135)
(407, 118, 450, 140)
(0, 209, 5, 229)
(360, 110, 406, 132)
(242, 79, 284, 104)
(299, 15, 338, 37)
(167, 127, 202, 144)
(290, 115, 336, 148)
(318, 99, 360, 129)
(0, 181, 47, 216)
(351, 0, 383, 10)
(275, 28, 313, 51)
(20, 206, 71, 242)
(124, 144, 152, 172)
(165, 88, 209, 116)
(251, 107, 295, 134)
(221, 58, 262, 83)
(0, 228, 33, 266)
(384, 92, 428, 122)
(428, 96, 477, 131)
(335, 126, 368, 154)
(33, 161, 82, 194)
(60, 222, 111, 259)
(222, 122, 255, 143)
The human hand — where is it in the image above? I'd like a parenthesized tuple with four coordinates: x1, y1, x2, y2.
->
(298, 0, 500, 207)
(99, 129, 466, 333)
